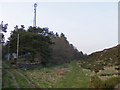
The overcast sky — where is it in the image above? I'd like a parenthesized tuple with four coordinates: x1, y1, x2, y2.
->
(0, 1, 118, 54)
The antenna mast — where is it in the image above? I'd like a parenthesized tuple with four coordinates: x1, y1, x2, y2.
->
(33, 3, 37, 27)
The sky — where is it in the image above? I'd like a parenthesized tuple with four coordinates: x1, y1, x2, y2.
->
(0, 0, 118, 55)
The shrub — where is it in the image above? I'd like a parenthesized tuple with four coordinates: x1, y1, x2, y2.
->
(90, 76, 103, 88)
(91, 76, 119, 88)
(102, 77, 119, 88)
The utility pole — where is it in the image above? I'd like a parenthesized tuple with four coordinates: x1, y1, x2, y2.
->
(17, 34, 19, 60)
(8, 41, 10, 61)
(33, 3, 37, 27)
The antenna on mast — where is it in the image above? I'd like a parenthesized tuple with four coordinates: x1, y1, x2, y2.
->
(33, 3, 37, 27)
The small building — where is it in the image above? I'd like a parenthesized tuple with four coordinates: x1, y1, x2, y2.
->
(12, 53, 17, 60)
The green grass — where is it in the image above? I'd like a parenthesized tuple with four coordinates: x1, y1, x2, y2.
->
(4, 60, 118, 88)
(9, 69, 32, 88)
(2, 70, 16, 88)
(21, 61, 93, 88)
(53, 61, 92, 88)
(2, 61, 15, 88)
(2, 61, 17, 88)
(2, 61, 34, 88)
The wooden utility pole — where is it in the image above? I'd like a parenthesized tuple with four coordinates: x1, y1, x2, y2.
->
(8, 41, 10, 61)
(17, 34, 19, 60)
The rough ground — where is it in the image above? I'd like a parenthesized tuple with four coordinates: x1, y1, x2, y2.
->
(6, 70, 20, 88)
(3, 62, 35, 88)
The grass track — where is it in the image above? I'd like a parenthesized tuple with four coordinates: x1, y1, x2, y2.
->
(22, 61, 93, 88)
(2, 70, 17, 88)
(9, 69, 33, 88)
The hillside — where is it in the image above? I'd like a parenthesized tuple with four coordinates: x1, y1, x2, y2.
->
(80, 44, 120, 72)
(3, 44, 120, 88)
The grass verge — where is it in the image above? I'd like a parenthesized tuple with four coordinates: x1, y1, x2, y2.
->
(2, 69, 16, 88)
(9, 69, 33, 88)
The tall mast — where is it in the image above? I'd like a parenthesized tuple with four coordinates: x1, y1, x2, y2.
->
(33, 3, 37, 27)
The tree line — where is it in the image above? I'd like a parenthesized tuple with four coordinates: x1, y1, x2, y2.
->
(2, 24, 86, 65)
